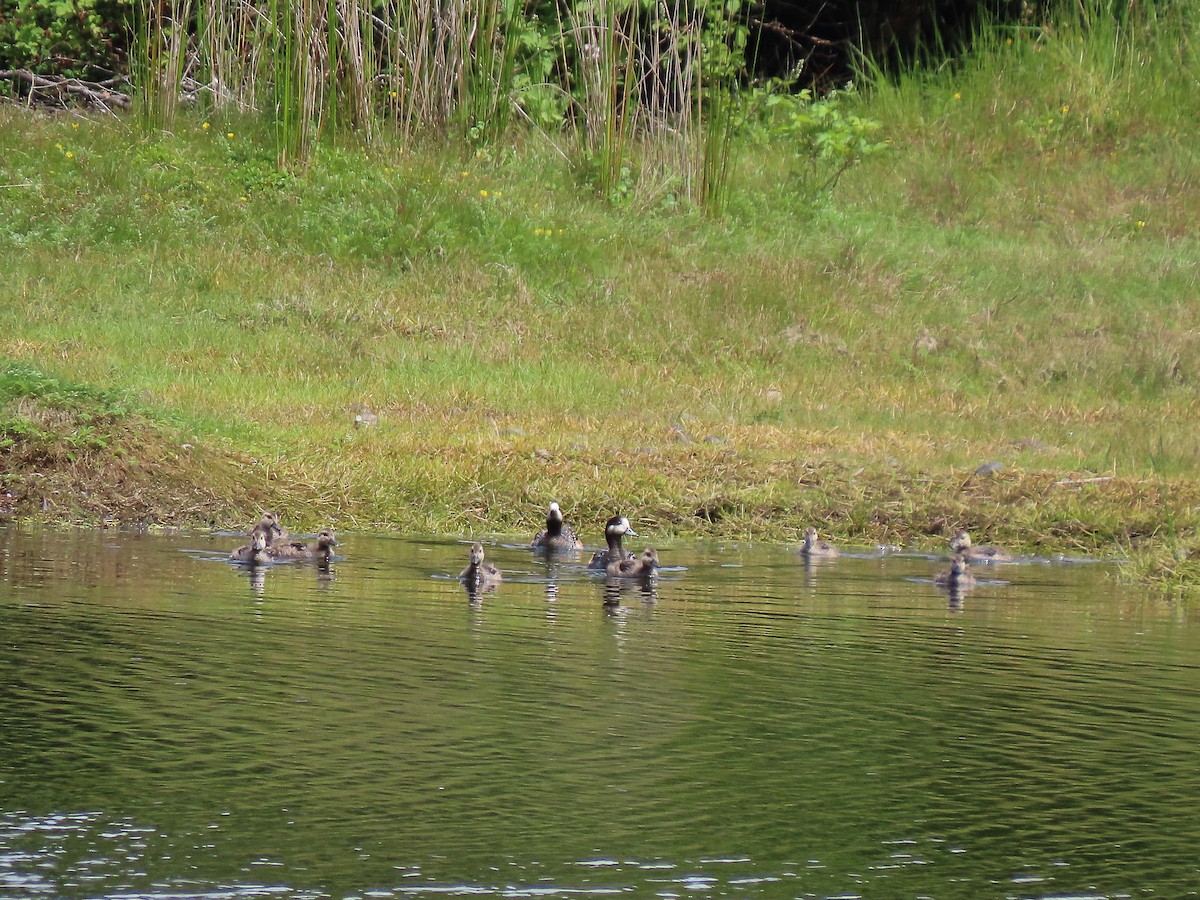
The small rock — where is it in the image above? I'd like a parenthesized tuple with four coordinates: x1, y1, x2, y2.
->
(534, 448, 553, 462)
(975, 461, 1004, 477)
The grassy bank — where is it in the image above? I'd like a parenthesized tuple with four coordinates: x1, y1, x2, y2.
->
(1, 7, 1198, 571)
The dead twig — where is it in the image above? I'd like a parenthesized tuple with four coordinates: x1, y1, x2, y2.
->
(0, 69, 131, 113)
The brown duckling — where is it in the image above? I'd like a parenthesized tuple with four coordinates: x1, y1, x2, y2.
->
(587, 515, 638, 570)
(531, 501, 584, 552)
(934, 551, 977, 590)
(798, 526, 839, 558)
(268, 529, 339, 562)
(607, 547, 660, 581)
(460, 542, 502, 586)
(250, 512, 287, 547)
(230, 529, 271, 564)
(950, 529, 1013, 563)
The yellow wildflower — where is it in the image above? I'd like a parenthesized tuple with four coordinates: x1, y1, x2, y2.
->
(535, 228, 544, 236)
(953, 92, 961, 101)
(65, 151, 74, 159)
(55, 142, 63, 150)
(1137, 220, 1146, 229)
(71, 122, 79, 129)
(479, 189, 488, 198)
(226, 132, 235, 139)
(202, 122, 210, 130)
(1061, 104, 1070, 114)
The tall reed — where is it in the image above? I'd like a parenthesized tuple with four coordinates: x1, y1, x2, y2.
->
(131, 0, 750, 191)
(132, 0, 194, 128)
(195, 0, 268, 112)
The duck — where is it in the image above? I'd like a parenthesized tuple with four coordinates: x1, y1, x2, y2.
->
(251, 511, 288, 547)
(586, 515, 638, 570)
(798, 526, 839, 558)
(268, 529, 339, 562)
(460, 542, 502, 586)
(230, 529, 271, 564)
(531, 501, 584, 552)
(934, 551, 977, 590)
(949, 529, 1013, 563)
(607, 547, 660, 581)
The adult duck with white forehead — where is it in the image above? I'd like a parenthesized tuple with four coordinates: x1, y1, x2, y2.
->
(587, 514, 638, 570)
(531, 501, 584, 552)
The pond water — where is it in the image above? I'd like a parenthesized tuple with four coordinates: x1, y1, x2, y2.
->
(1, 527, 1199, 900)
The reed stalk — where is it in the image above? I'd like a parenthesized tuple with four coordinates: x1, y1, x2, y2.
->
(130, 0, 751, 189)
(133, 0, 194, 128)
(195, 0, 267, 112)
(563, 0, 639, 197)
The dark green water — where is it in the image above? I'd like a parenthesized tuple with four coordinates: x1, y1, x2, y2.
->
(1, 527, 1199, 899)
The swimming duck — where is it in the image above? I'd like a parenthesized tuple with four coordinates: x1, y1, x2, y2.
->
(460, 542, 502, 586)
(251, 512, 287, 547)
(268, 529, 339, 562)
(949, 529, 1013, 563)
(798, 526, 839, 558)
(587, 515, 638, 570)
(230, 529, 271, 564)
(531, 501, 584, 552)
(934, 551, 977, 590)
(607, 547, 660, 581)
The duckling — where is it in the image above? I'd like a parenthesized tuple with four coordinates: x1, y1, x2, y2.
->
(586, 515, 638, 570)
(607, 547, 660, 581)
(531, 501, 584, 552)
(798, 526, 839, 558)
(460, 542, 502, 586)
(949, 529, 1013, 563)
(268, 529, 338, 562)
(934, 551, 977, 590)
(252, 512, 288, 547)
(230, 529, 271, 564)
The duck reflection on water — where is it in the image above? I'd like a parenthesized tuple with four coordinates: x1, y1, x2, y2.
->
(602, 574, 658, 607)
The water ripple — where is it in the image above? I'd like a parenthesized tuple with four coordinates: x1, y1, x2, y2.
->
(2, 532, 1200, 899)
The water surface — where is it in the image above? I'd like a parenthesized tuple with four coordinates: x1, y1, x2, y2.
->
(2, 528, 1199, 899)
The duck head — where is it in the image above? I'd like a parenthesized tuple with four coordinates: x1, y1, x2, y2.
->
(605, 515, 638, 539)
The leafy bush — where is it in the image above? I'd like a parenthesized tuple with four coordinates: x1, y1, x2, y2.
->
(0, 0, 131, 78)
(746, 84, 889, 195)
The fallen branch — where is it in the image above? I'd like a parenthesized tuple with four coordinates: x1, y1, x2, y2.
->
(0, 69, 131, 112)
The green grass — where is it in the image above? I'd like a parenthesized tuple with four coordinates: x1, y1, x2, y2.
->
(1, 3, 1198, 577)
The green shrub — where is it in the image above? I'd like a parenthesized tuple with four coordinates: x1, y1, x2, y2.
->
(0, 0, 131, 79)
